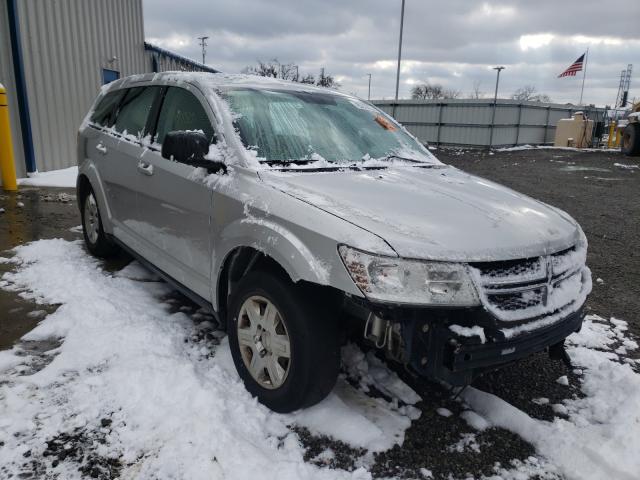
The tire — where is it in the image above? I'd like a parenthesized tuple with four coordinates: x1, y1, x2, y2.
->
(227, 270, 340, 413)
(621, 123, 640, 156)
(81, 187, 117, 258)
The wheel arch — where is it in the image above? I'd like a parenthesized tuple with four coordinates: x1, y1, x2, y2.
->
(76, 166, 114, 234)
(213, 219, 350, 322)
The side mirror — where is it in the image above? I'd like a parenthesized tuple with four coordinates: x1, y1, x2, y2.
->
(161, 131, 226, 174)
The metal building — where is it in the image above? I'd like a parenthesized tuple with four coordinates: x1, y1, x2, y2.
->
(0, 0, 215, 181)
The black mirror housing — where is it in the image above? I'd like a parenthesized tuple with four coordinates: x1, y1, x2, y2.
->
(162, 130, 209, 163)
(161, 131, 226, 174)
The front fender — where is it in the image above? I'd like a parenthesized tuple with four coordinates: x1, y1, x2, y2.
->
(212, 216, 362, 310)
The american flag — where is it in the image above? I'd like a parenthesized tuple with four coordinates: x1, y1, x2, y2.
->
(558, 54, 585, 78)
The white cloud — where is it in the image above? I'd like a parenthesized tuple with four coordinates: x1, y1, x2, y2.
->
(520, 34, 554, 51)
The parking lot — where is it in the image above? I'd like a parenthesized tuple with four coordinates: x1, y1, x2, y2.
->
(1, 147, 639, 479)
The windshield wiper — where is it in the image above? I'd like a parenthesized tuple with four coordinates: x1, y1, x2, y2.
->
(258, 158, 335, 167)
(382, 154, 428, 163)
(382, 154, 444, 168)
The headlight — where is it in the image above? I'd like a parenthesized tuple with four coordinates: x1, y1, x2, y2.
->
(338, 246, 480, 306)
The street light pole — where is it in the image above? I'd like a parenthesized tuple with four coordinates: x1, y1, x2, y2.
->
(393, 0, 406, 117)
(489, 66, 505, 149)
(367, 73, 372, 100)
(197, 36, 209, 65)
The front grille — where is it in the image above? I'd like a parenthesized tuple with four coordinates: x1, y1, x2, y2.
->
(470, 246, 590, 323)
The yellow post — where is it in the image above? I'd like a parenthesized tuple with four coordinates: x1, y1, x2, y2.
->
(607, 120, 616, 149)
(614, 125, 623, 148)
(0, 83, 18, 191)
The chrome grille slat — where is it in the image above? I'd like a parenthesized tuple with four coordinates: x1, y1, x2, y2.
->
(470, 246, 588, 323)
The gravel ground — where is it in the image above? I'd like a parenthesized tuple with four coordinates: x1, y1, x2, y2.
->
(1, 147, 638, 479)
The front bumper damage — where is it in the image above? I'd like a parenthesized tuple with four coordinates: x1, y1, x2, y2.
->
(403, 306, 584, 385)
(349, 299, 585, 386)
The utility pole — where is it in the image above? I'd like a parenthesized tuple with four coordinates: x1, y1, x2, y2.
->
(489, 66, 505, 149)
(367, 73, 372, 100)
(393, 0, 406, 117)
(197, 36, 209, 65)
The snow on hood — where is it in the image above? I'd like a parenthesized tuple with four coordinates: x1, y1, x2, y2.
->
(261, 166, 581, 261)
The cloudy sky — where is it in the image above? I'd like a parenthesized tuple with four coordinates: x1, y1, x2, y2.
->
(143, 0, 639, 106)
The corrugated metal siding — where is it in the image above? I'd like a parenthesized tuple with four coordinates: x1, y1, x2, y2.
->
(374, 99, 605, 147)
(3, 0, 147, 176)
(0, 0, 26, 178)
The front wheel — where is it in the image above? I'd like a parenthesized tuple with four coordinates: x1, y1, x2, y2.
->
(227, 271, 340, 413)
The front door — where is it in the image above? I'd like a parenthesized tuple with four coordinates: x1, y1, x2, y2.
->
(134, 85, 218, 300)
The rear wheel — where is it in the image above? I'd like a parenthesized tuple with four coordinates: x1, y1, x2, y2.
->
(227, 271, 340, 412)
(81, 187, 117, 258)
(621, 123, 640, 156)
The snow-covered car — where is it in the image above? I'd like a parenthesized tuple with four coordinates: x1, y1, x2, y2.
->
(76, 72, 592, 413)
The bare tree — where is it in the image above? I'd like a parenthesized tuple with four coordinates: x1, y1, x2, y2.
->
(470, 80, 483, 99)
(511, 85, 552, 103)
(316, 68, 339, 88)
(243, 60, 339, 88)
(299, 74, 316, 84)
(243, 59, 279, 78)
(411, 82, 460, 100)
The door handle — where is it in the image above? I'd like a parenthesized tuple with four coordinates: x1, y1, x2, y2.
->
(95, 143, 107, 155)
(137, 161, 154, 176)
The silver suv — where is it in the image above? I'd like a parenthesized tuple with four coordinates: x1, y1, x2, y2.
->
(77, 72, 592, 412)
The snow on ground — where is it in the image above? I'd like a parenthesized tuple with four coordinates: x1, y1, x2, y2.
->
(17, 166, 78, 188)
(461, 314, 640, 480)
(1, 238, 639, 479)
(495, 145, 618, 153)
(0, 239, 415, 479)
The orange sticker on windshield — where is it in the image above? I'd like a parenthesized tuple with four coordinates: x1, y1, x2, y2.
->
(375, 115, 397, 131)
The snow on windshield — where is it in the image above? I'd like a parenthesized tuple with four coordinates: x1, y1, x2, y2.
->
(218, 87, 436, 165)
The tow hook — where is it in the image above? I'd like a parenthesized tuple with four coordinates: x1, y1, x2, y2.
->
(549, 341, 572, 368)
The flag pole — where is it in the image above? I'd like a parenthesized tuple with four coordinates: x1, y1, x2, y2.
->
(579, 48, 589, 105)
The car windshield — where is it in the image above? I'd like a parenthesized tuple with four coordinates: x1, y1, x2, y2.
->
(220, 87, 437, 165)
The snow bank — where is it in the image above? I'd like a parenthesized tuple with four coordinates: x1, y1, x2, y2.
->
(17, 166, 78, 188)
(496, 145, 619, 153)
(462, 314, 640, 480)
(0, 239, 418, 479)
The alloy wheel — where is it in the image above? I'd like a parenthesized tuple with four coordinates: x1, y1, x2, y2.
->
(237, 295, 291, 389)
(84, 193, 99, 244)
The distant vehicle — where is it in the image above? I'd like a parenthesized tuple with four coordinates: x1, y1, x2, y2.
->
(76, 73, 592, 412)
(621, 101, 640, 156)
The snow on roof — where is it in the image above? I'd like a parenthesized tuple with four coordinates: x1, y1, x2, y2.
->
(107, 71, 347, 97)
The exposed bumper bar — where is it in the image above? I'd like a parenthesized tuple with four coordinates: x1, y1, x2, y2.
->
(402, 305, 585, 386)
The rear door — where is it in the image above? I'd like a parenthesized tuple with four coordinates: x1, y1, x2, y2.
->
(95, 86, 162, 245)
(133, 85, 218, 300)
(85, 88, 126, 224)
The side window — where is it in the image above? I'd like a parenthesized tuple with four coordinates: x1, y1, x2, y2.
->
(90, 90, 125, 127)
(155, 87, 215, 145)
(113, 86, 161, 138)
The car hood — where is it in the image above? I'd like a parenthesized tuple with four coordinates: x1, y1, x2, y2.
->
(259, 166, 581, 261)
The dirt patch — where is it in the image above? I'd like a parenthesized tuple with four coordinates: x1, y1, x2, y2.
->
(0, 187, 80, 349)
